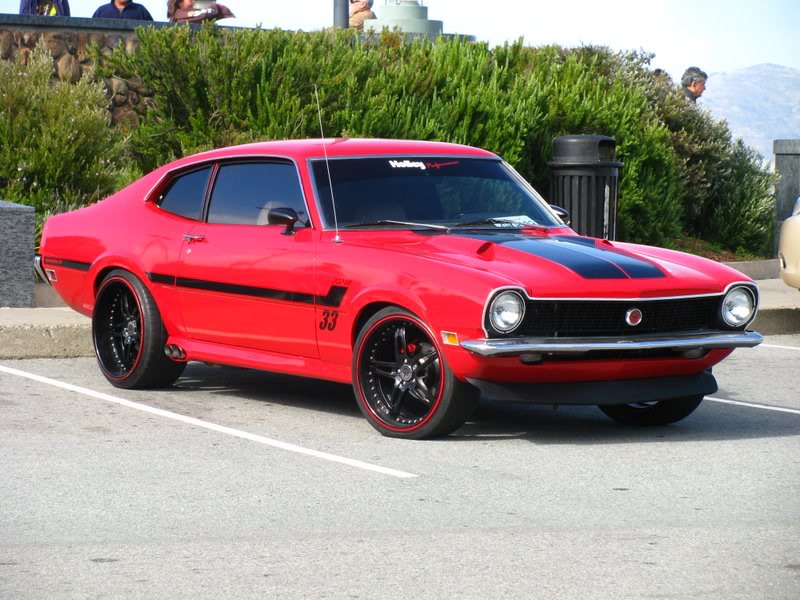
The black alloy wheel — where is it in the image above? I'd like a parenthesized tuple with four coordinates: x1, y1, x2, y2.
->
(94, 279, 143, 379)
(599, 394, 705, 426)
(353, 307, 479, 439)
(93, 270, 185, 389)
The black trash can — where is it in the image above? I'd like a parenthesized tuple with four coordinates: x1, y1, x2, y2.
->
(548, 135, 623, 239)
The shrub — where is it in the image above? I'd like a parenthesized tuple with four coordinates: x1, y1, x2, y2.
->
(0, 46, 130, 245)
(92, 27, 774, 253)
(641, 66, 776, 254)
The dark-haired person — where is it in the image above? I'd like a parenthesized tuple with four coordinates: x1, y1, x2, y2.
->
(681, 66, 708, 103)
(167, 0, 234, 23)
(19, 0, 70, 16)
(93, 0, 153, 21)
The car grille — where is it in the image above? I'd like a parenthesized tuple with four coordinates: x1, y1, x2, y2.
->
(491, 296, 721, 338)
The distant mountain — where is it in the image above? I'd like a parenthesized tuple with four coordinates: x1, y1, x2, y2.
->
(700, 63, 800, 162)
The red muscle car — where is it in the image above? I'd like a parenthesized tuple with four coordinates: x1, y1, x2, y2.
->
(36, 139, 762, 439)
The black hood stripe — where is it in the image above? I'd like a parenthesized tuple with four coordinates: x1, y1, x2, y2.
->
(504, 239, 627, 279)
(456, 233, 665, 279)
(551, 236, 665, 279)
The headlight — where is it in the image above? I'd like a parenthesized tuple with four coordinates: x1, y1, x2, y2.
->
(793, 196, 800, 217)
(721, 286, 756, 328)
(489, 291, 525, 333)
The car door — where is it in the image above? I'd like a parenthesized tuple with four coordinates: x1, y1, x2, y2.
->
(175, 159, 319, 358)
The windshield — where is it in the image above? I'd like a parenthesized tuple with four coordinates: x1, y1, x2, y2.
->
(310, 157, 561, 230)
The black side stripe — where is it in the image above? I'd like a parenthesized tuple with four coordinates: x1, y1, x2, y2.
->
(148, 273, 176, 285)
(43, 257, 91, 272)
(147, 272, 347, 308)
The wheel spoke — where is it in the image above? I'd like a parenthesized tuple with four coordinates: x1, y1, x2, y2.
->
(394, 326, 408, 363)
(416, 348, 437, 364)
(388, 384, 405, 418)
(413, 376, 434, 403)
(370, 359, 398, 379)
(121, 293, 134, 319)
(407, 384, 431, 405)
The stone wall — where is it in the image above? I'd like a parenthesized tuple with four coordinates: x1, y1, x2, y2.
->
(0, 14, 175, 127)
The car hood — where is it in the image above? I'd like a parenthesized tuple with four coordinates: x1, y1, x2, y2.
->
(347, 230, 750, 298)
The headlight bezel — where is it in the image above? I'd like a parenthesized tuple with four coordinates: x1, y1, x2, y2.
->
(487, 289, 526, 335)
(720, 284, 757, 329)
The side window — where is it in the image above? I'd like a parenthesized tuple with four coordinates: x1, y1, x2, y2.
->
(207, 162, 308, 226)
(158, 167, 211, 221)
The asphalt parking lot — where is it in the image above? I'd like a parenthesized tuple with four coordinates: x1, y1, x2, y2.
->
(1, 335, 799, 599)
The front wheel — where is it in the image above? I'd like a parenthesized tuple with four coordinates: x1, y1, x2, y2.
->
(352, 307, 479, 439)
(599, 395, 705, 426)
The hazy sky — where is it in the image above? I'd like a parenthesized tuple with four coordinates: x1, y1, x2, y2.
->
(2, 0, 798, 79)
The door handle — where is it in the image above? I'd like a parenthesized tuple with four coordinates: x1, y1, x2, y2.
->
(183, 234, 206, 243)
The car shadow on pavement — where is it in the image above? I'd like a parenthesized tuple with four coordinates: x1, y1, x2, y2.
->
(173, 363, 362, 419)
(450, 398, 800, 445)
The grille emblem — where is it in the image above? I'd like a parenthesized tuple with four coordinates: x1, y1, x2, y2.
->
(625, 308, 643, 327)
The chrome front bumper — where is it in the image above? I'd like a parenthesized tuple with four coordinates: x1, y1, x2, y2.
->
(34, 256, 50, 285)
(460, 330, 763, 357)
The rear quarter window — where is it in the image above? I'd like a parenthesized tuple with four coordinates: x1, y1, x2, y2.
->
(157, 167, 212, 220)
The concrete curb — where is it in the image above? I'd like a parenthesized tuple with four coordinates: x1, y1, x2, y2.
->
(0, 323, 93, 359)
(752, 307, 800, 336)
(0, 308, 92, 360)
(722, 259, 780, 281)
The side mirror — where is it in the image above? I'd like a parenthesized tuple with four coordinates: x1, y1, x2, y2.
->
(267, 207, 300, 235)
(549, 204, 571, 227)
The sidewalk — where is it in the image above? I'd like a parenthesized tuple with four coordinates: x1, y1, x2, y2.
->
(2, 279, 798, 360)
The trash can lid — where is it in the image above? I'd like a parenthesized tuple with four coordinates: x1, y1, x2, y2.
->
(549, 135, 623, 166)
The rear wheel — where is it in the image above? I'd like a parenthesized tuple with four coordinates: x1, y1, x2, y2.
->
(353, 307, 479, 439)
(599, 395, 704, 426)
(93, 269, 185, 389)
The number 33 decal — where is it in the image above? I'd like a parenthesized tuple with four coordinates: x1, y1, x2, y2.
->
(319, 310, 339, 331)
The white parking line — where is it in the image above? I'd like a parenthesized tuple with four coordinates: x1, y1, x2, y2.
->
(761, 344, 800, 351)
(0, 364, 418, 479)
(706, 396, 800, 415)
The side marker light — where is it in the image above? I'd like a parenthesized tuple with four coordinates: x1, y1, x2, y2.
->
(441, 332, 459, 346)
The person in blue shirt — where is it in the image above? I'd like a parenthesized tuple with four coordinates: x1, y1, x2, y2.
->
(93, 0, 153, 21)
(19, 0, 71, 16)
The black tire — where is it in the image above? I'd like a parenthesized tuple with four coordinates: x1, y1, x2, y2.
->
(352, 307, 479, 439)
(599, 395, 704, 426)
(92, 269, 185, 389)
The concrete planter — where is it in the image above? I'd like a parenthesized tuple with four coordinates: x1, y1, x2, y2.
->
(0, 200, 35, 308)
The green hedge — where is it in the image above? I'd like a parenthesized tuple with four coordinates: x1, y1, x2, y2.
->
(0, 47, 132, 244)
(2, 26, 775, 255)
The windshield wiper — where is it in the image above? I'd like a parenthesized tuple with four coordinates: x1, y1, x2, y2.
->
(452, 217, 533, 228)
(344, 220, 451, 231)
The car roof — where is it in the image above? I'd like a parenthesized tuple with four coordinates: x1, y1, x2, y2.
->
(179, 138, 499, 165)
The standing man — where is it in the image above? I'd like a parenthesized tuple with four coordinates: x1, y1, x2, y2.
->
(92, 0, 154, 20)
(681, 67, 708, 103)
(19, 0, 71, 16)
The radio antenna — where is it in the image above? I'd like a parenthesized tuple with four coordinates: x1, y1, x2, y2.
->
(315, 85, 342, 244)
